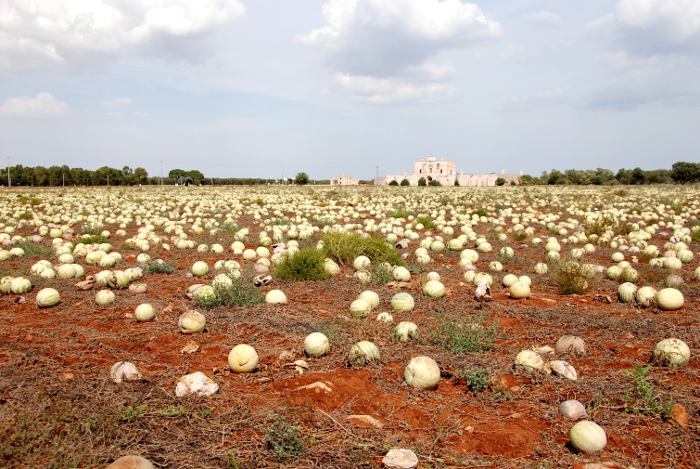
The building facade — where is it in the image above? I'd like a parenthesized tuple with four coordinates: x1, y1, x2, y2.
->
(330, 174, 359, 186)
(379, 156, 519, 187)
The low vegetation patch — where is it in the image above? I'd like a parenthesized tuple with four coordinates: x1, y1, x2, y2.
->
(196, 274, 263, 308)
(623, 365, 674, 419)
(80, 224, 103, 235)
(554, 260, 598, 294)
(462, 368, 490, 394)
(14, 241, 52, 257)
(79, 235, 109, 245)
(143, 259, 176, 274)
(371, 264, 393, 285)
(414, 216, 436, 229)
(322, 232, 404, 266)
(265, 414, 305, 461)
(432, 316, 498, 354)
(276, 248, 329, 281)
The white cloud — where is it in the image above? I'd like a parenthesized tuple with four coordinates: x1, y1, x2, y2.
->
(302, 0, 500, 104)
(336, 73, 458, 105)
(498, 88, 567, 111)
(523, 11, 563, 28)
(0, 92, 69, 118)
(0, 0, 246, 71)
(102, 97, 133, 107)
(590, 0, 700, 55)
(587, 1, 700, 108)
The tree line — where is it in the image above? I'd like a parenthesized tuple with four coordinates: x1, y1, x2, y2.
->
(520, 162, 699, 185)
(0, 165, 149, 187)
(1, 161, 698, 187)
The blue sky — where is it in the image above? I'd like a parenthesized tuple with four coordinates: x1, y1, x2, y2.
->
(1, 0, 699, 179)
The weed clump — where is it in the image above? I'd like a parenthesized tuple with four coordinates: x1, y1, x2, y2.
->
(322, 232, 404, 266)
(195, 274, 263, 308)
(371, 263, 393, 285)
(143, 259, 176, 274)
(463, 368, 490, 394)
(414, 216, 436, 229)
(276, 248, 329, 281)
(554, 260, 598, 294)
(432, 315, 498, 354)
(79, 235, 109, 245)
(14, 241, 52, 257)
(265, 414, 304, 461)
(624, 365, 674, 418)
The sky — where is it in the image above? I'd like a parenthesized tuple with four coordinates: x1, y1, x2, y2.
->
(1, 0, 699, 180)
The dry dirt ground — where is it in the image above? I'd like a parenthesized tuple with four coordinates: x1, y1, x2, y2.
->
(0, 187, 698, 468)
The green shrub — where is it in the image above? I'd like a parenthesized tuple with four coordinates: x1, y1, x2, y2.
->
(472, 208, 488, 217)
(389, 209, 411, 219)
(433, 315, 498, 353)
(371, 264, 393, 285)
(265, 415, 304, 461)
(80, 224, 103, 235)
(554, 260, 598, 294)
(623, 365, 673, 418)
(196, 274, 263, 308)
(389, 180, 399, 186)
(400, 178, 410, 186)
(415, 216, 436, 230)
(80, 235, 109, 245)
(322, 232, 404, 266)
(143, 259, 176, 274)
(14, 241, 52, 257)
(276, 248, 329, 281)
(463, 368, 490, 394)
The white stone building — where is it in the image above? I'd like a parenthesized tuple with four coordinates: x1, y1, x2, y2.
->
(379, 156, 519, 187)
(330, 174, 359, 186)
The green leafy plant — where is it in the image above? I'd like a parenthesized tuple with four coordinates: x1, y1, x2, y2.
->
(371, 264, 394, 285)
(623, 365, 674, 418)
(554, 260, 598, 294)
(322, 232, 404, 266)
(414, 216, 436, 230)
(79, 235, 109, 245)
(264, 414, 305, 461)
(14, 241, 52, 257)
(143, 259, 176, 274)
(463, 368, 490, 394)
(276, 248, 329, 281)
(196, 274, 263, 308)
(80, 224, 103, 235)
(432, 315, 498, 353)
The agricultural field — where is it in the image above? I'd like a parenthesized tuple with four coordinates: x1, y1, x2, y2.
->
(0, 185, 698, 468)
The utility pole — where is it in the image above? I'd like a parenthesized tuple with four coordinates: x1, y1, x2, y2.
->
(160, 160, 163, 186)
(62, 173, 65, 188)
(5, 157, 10, 188)
(107, 174, 110, 187)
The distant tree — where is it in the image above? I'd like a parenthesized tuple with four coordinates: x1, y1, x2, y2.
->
(389, 180, 399, 186)
(294, 172, 309, 185)
(510, 180, 516, 186)
(417, 177, 427, 187)
(495, 177, 506, 186)
(519, 174, 538, 185)
(429, 179, 441, 186)
(547, 170, 566, 185)
(133, 167, 149, 185)
(630, 167, 646, 185)
(454, 179, 460, 186)
(615, 168, 632, 185)
(671, 161, 700, 184)
(400, 178, 410, 186)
